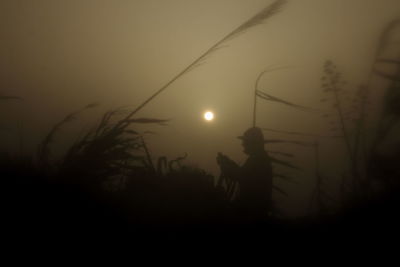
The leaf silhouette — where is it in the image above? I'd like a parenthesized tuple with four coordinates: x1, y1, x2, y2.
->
(267, 150, 294, 157)
(0, 95, 22, 100)
(374, 69, 400, 81)
(256, 90, 318, 112)
(263, 127, 336, 138)
(377, 58, 400, 65)
(268, 155, 302, 170)
(265, 139, 315, 147)
(274, 173, 297, 183)
(273, 185, 288, 197)
(127, 118, 169, 125)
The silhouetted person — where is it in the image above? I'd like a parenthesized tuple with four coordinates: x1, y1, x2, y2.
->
(217, 127, 273, 222)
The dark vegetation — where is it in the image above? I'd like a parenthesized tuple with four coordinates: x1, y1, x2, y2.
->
(2, 1, 400, 247)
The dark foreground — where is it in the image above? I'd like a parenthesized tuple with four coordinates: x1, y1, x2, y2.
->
(3, 159, 400, 251)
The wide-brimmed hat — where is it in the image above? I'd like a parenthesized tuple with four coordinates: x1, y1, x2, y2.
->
(237, 127, 264, 144)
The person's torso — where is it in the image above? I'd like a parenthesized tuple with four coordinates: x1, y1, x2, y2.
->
(239, 151, 273, 202)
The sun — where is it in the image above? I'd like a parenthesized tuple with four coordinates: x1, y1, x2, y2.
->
(204, 111, 214, 121)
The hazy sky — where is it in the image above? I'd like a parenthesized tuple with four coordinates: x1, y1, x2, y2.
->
(1, 0, 400, 216)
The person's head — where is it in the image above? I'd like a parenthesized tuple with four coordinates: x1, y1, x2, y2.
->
(238, 127, 265, 155)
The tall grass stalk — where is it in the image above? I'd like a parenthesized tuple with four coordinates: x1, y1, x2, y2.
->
(369, 20, 400, 153)
(352, 19, 400, 188)
(118, 0, 287, 128)
(321, 61, 364, 197)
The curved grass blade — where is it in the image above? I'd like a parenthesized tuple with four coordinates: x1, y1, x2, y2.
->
(268, 155, 301, 170)
(265, 139, 315, 147)
(127, 118, 169, 125)
(256, 90, 319, 112)
(267, 150, 294, 157)
(262, 127, 343, 138)
(37, 103, 99, 164)
(273, 185, 288, 196)
(374, 69, 400, 81)
(0, 95, 22, 101)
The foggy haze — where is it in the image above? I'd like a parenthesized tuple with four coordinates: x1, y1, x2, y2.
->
(1, 0, 400, 217)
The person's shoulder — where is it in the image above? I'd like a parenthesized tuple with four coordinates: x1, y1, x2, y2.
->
(245, 153, 269, 167)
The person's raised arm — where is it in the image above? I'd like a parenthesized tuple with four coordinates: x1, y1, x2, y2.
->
(216, 152, 241, 181)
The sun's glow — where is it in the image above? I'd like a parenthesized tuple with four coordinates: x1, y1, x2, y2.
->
(204, 111, 214, 121)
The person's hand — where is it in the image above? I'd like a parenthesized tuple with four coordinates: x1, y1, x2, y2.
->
(216, 152, 232, 165)
(217, 152, 239, 176)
